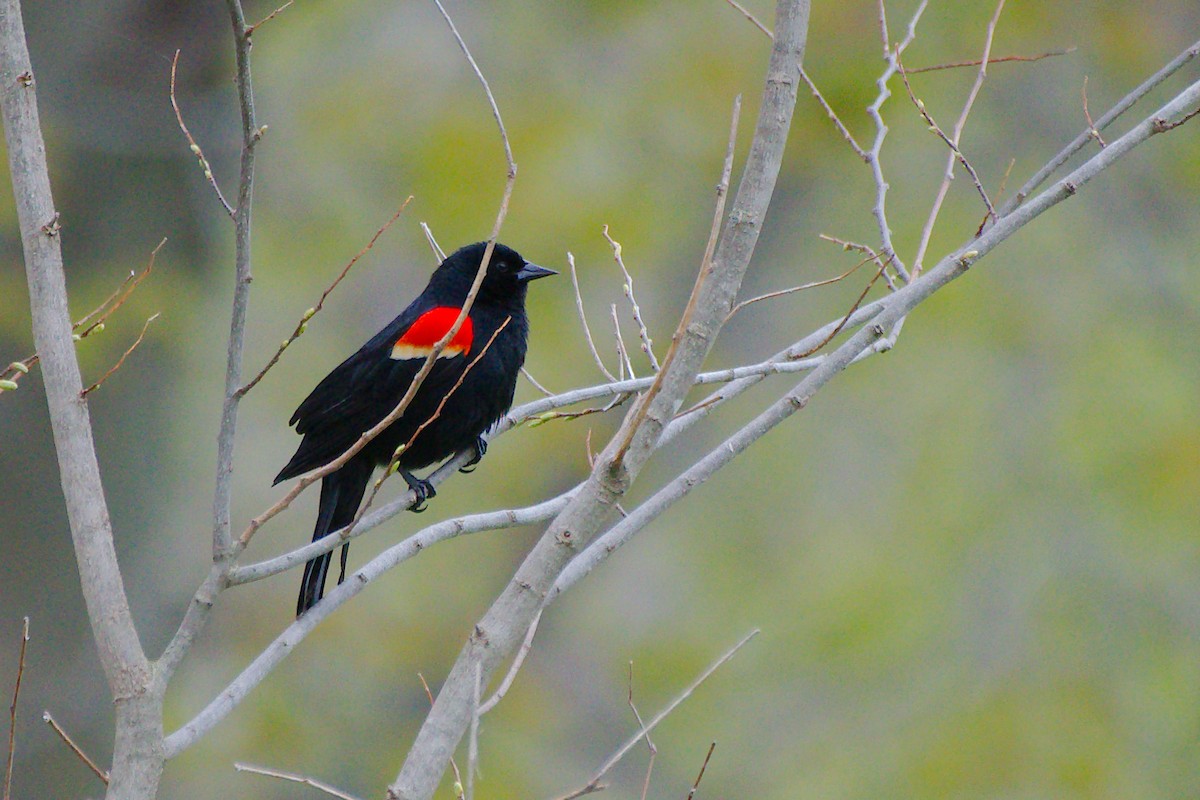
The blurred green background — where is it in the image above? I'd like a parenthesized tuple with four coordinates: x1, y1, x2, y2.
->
(2, 1, 1199, 797)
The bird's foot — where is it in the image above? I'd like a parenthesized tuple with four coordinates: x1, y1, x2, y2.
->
(401, 470, 436, 512)
(459, 436, 488, 474)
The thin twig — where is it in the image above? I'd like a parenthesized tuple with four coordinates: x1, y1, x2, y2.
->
(234, 762, 364, 800)
(1151, 105, 1200, 132)
(42, 712, 108, 785)
(568, 252, 616, 381)
(80, 313, 160, 397)
(791, 257, 891, 359)
(685, 743, 717, 800)
(170, 50, 234, 217)
(722, 0, 771, 37)
(236, 197, 413, 397)
(521, 366, 555, 397)
(898, 49, 997, 230)
(245, 0, 294, 36)
(722, 2, 869, 161)
(602, 226, 659, 371)
(800, 67, 869, 161)
(4, 617, 29, 800)
(1001, 38, 1200, 215)
(908, 0, 1005, 278)
(906, 47, 1074, 73)
(555, 631, 759, 800)
(1082, 76, 1106, 148)
(725, 251, 875, 322)
(421, 222, 448, 263)
(610, 93, 741, 469)
(478, 609, 542, 715)
(627, 662, 657, 800)
(610, 304, 635, 381)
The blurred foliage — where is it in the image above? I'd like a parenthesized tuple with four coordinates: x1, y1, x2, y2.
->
(2, 1, 1199, 798)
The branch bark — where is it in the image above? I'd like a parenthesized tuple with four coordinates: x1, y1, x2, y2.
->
(0, 1, 162, 797)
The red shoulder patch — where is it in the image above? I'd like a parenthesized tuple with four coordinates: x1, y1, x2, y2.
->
(391, 307, 474, 360)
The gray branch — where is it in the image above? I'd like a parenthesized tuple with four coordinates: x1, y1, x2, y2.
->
(0, 1, 161, 796)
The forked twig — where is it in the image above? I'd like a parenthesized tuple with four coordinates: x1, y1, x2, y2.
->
(907, 0, 1005, 276)
(553, 630, 759, 800)
(234, 762, 364, 800)
(43, 712, 108, 785)
(627, 662, 657, 800)
(236, 197, 413, 397)
(1082, 76, 1106, 148)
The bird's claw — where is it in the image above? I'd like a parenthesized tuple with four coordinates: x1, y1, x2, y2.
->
(401, 471, 436, 513)
(459, 436, 487, 474)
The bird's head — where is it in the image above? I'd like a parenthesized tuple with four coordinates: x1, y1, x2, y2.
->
(434, 241, 556, 307)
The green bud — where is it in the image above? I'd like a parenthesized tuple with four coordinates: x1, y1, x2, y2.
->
(301, 307, 316, 321)
(0, 379, 18, 391)
(9, 362, 29, 374)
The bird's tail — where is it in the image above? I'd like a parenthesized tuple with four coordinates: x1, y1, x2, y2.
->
(297, 458, 373, 616)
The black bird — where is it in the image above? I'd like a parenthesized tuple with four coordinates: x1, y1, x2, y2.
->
(276, 242, 555, 615)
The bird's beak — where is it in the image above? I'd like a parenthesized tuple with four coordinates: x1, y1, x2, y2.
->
(516, 262, 558, 282)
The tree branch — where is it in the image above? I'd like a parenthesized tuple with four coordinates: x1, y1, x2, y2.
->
(388, 3, 811, 797)
(0, 2, 162, 795)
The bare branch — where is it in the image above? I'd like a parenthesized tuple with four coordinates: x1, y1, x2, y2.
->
(245, 0, 294, 36)
(568, 252, 617, 381)
(1001, 37, 1200, 214)
(725, 250, 875, 322)
(43, 712, 108, 785)
(80, 313, 160, 397)
(1, 7, 155, 791)
(602, 226, 660, 371)
(686, 743, 718, 800)
(609, 91, 742, 469)
(864, 0, 927, 284)
(908, 0, 1005, 277)
(1, 239, 162, 391)
(906, 46, 1074, 74)
(554, 631, 758, 800)
(234, 762, 364, 800)
(4, 617, 28, 800)
(478, 609, 542, 716)
(212, 0, 264, 563)
(421, 221, 448, 262)
(237, 197, 413, 397)
(610, 303, 635, 380)
(170, 50, 234, 217)
(521, 365, 555, 397)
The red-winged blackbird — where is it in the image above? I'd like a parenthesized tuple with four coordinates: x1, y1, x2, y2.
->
(276, 242, 555, 615)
